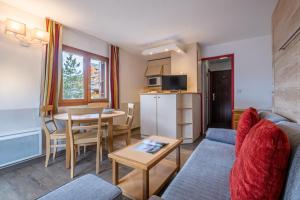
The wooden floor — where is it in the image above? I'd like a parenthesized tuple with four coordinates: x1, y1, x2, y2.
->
(0, 130, 201, 200)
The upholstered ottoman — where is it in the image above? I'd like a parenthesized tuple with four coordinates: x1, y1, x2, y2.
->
(38, 174, 122, 200)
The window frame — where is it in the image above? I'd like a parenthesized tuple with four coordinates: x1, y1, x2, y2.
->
(59, 45, 109, 106)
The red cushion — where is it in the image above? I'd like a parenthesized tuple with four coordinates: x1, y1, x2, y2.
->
(235, 107, 259, 156)
(230, 120, 291, 200)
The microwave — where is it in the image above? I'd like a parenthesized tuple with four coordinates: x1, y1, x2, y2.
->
(147, 76, 161, 87)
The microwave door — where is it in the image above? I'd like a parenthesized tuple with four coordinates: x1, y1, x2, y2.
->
(149, 78, 157, 86)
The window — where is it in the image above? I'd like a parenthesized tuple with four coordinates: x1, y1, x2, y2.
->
(59, 45, 109, 106)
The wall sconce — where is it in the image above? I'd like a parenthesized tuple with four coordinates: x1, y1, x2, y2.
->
(4, 18, 49, 46)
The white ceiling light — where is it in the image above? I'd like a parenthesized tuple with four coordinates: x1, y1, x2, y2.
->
(142, 44, 184, 56)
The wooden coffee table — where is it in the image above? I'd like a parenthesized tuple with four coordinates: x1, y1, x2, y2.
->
(108, 135, 182, 200)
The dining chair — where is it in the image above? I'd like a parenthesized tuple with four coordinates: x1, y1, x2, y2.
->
(41, 105, 66, 167)
(77, 103, 109, 156)
(112, 103, 135, 146)
(67, 107, 103, 178)
(88, 102, 109, 108)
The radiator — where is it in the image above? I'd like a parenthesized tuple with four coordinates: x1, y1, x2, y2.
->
(0, 128, 42, 168)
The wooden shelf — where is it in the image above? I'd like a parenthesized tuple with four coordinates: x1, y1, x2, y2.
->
(118, 159, 177, 200)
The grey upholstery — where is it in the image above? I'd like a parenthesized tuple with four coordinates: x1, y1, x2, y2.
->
(205, 128, 236, 145)
(277, 122, 300, 200)
(259, 111, 290, 124)
(38, 174, 122, 200)
(162, 139, 235, 200)
(159, 114, 300, 200)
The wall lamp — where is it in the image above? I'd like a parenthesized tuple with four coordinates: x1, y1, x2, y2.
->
(4, 18, 49, 46)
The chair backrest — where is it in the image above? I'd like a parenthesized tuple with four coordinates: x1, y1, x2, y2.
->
(125, 103, 135, 128)
(67, 107, 103, 144)
(41, 105, 57, 137)
(88, 102, 109, 108)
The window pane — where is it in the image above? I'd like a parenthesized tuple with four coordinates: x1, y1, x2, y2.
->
(62, 51, 84, 100)
(90, 59, 107, 99)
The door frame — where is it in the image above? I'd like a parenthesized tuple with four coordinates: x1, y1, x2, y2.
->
(200, 54, 234, 129)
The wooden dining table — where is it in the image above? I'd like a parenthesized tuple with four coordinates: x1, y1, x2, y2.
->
(54, 110, 126, 169)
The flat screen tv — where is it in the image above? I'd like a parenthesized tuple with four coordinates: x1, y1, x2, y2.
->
(162, 75, 187, 91)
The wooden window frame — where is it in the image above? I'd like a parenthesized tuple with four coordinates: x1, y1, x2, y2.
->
(59, 45, 109, 106)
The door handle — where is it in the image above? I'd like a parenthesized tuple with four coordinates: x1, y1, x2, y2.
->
(212, 93, 216, 101)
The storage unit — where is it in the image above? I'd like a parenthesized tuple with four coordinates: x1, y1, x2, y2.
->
(140, 93, 201, 143)
(232, 109, 245, 129)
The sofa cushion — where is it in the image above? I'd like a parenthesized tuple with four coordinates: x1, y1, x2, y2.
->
(38, 174, 122, 200)
(162, 139, 235, 200)
(235, 107, 259, 156)
(259, 111, 290, 124)
(277, 121, 300, 200)
(206, 128, 236, 145)
(230, 120, 291, 200)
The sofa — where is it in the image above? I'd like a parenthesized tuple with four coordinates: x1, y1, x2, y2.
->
(38, 174, 122, 200)
(153, 111, 300, 200)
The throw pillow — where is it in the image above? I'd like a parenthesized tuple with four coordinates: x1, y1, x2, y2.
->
(230, 120, 291, 200)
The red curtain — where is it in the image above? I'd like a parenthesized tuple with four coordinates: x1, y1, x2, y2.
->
(110, 46, 120, 109)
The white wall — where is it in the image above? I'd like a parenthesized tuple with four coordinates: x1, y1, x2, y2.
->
(0, 2, 44, 110)
(171, 43, 198, 92)
(62, 27, 109, 57)
(119, 49, 147, 103)
(202, 35, 273, 109)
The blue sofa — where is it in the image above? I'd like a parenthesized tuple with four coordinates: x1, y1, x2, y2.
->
(155, 112, 300, 200)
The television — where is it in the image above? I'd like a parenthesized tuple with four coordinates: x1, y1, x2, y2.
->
(162, 75, 187, 91)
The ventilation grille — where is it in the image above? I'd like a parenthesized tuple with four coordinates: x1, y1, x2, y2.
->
(0, 129, 42, 168)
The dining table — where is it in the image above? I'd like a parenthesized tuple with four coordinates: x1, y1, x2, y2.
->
(54, 110, 126, 169)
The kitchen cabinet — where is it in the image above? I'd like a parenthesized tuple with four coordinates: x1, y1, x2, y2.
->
(140, 93, 201, 143)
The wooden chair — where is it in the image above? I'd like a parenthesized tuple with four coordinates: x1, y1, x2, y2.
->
(88, 102, 109, 108)
(67, 107, 103, 178)
(112, 103, 135, 146)
(41, 105, 66, 167)
(77, 103, 109, 155)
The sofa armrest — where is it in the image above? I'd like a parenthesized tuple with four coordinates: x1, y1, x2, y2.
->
(149, 195, 163, 200)
(205, 128, 236, 145)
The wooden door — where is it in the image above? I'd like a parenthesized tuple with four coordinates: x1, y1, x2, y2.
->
(209, 70, 232, 128)
(157, 94, 177, 138)
(140, 95, 157, 136)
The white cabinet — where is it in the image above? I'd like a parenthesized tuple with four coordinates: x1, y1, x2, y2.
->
(140, 93, 201, 143)
(140, 95, 157, 136)
(157, 94, 178, 138)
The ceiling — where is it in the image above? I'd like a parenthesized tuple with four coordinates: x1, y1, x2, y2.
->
(0, 0, 277, 54)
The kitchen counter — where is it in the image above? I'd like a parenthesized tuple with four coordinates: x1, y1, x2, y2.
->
(140, 91, 201, 95)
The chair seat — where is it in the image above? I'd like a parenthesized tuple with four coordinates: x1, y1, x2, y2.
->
(74, 131, 101, 145)
(113, 124, 129, 131)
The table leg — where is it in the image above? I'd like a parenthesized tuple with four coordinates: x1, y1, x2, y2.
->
(65, 121, 70, 169)
(142, 170, 149, 200)
(108, 118, 113, 153)
(112, 160, 119, 185)
(176, 146, 181, 172)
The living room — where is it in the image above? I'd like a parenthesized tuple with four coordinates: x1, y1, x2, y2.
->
(0, 0, 299, 200)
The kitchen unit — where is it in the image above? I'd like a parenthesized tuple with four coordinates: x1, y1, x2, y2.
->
(140, 93, 201, 143)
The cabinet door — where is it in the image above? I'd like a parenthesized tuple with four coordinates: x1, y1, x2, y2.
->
(140, 95, 157, 136)
(157, 94, 177, 138)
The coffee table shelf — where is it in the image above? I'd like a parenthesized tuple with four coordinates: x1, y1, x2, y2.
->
(118, 159, 178, 200)
(109, 135, 182, 200)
